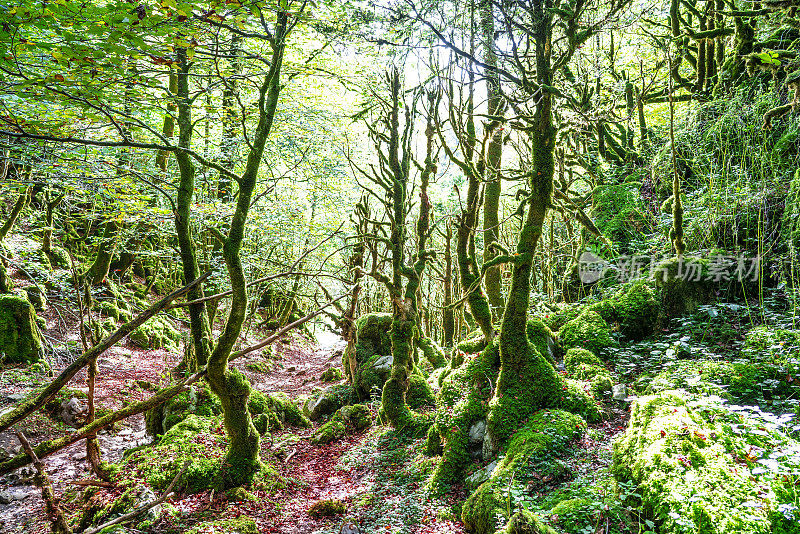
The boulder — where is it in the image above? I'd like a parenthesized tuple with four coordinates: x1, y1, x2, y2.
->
(0, 294, 42, 363)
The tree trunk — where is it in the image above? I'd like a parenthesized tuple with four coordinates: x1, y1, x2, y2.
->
(175, 51, 213, 371)
(488, 0, 564, 448)
(481, 0, 505, 320)
(86, 219, 121, 285)
(218, 34, 243, 201)
(0, 186, 30, 243)
(203, 17, 287, 487)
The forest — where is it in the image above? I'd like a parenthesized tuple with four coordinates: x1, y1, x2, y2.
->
(0, 0, 799, 532)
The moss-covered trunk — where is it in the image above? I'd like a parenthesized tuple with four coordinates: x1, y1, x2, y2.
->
(488, 0, 563, 448)
(203, 17, 287, 487)
(218, 34, 243, 201)
(0, 186, 30, 243)
(481, 0, 505, 320)
(174, 51, 213, 371)
(86, 219, 121, 285)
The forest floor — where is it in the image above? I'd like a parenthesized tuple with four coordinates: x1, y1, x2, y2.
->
(0, 256, 631, 534)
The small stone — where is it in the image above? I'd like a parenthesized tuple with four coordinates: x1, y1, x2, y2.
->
(465, 460, 497, 489)
(468, 419, 487, 445)
(612, 384, 628, 401)
(371, 355, 393, 374)
(0, 489, 28, 504)
(6, 393, 25, 402)
(72, 451, 87, 461)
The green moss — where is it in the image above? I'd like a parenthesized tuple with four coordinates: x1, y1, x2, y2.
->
(526, 318, 555, 364)
(245, 359, 272, 373)
(320, 367, 343, 382)
(186, 515, 258, 534)
(419, 335, 447, 368)
(501, 509, 559, 534)
(542, 304, 583, 333)
(558, 310, 614, 357)
(0, 294, 42, 363)
(125, 415, 230, 493)
(310, 420, 346, 444)
(336, 403, 372, 431)
(428, 344, 498, 491)
(564, 348, 602, 374)
(462, 410, 586, 534)
(548, 498, 597, 534)
(653, 256, 715, 319)
(129, 316, 181, 352)
(307, 383, 356, 420)
(591, 183, 651, 253)
(612, 393, 771, 534)
(407, 374, 436, 411)
(590, 280, 659, 341)
(95, 300, 131, 323)
(456, 330, 489, 355)
(307, 499, 346, 518)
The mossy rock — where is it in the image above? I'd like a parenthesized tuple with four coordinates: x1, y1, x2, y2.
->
(462, 410, 586, 534)
(147, 382, 223, 436)
(406, 374, 436, 411)
(558, 310, 614, 357)
(310, 419, 346, 444)
(307, 499, 346, 518)
(320, 367, 343, 382)
(0, 294, 42, 363)
(96, 300, 132, 323)
(590, 280, 659, 341)
(307, 384, 356, 421)
(129, 316, 181, 352)
(501, 509, 558, 534)
(564, 348, 602, 374)
(185, 515, 258, 534)
(46, 245, 70, 269)
(612, 393, 771, 534)
(125, 415, 223, 493)
(336, 404, 372, 431)
(248, 390, 311, 429)
(23, 285, 46, 312)
(653, 256, 715, 319)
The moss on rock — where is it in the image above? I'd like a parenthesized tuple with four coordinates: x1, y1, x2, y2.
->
(0, 294, 42, 363)
(612, 393, 771, 534)
(462, 410, 586, 534)
(320, 367, 343, 382)
(653, 256, 715, 319)
(501, 509, 559, 534)
(564, 348, 603, 374)
(129, 316, 181, 352)
(310, 420, 346, 444)
(307, 499, 346, 518)
(558, 310, 614, 357)
(186, 515, 258, 534)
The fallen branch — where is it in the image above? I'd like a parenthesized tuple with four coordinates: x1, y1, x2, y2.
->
(15, 429, 72, 534)
(0, 370, 205, 474)
(67, 480, 115, 488)
(0, 271, 211, 434)
(81, 462, 188, 534)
